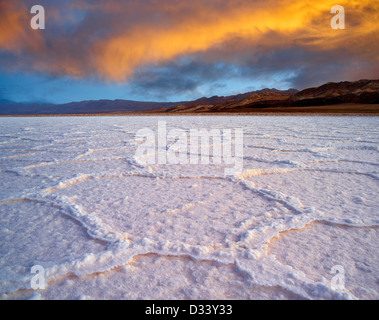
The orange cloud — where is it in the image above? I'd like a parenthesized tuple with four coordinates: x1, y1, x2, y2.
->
(92, 0, 379, 81)
(0, 1, 45, 55)
(0, 0, 378, 82)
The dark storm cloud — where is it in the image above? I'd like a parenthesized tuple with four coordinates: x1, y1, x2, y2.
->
(0, 0, 378, 98)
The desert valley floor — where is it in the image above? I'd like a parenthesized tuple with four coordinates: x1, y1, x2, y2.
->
(0, 115, 378, 300)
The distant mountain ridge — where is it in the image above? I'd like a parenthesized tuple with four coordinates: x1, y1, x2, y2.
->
(158, 79, 379, 113)
(0, 79, 378, 115)
(0, 99, 182, 115)
(191, 88, 298, 104)
(291, 79, 379, 105)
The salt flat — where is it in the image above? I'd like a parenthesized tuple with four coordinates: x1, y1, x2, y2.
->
(0, 116, 378, 300)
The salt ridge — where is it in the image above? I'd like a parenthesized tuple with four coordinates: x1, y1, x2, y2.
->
(0, 116, 378, 300)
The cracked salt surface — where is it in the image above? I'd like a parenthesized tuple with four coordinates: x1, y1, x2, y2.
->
(0, 116, 378, 300)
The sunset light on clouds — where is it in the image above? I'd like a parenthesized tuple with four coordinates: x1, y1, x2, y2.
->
(1, 1, 379, 303)
(0, 0, 378, 103)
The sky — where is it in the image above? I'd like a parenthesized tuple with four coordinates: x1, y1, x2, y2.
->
(0, 0, 378, 104)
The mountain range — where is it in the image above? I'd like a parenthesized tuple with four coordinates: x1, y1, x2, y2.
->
(157, 79, 379, 113)
(1, 79, 378, 115)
